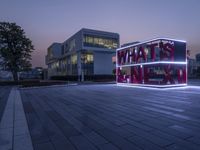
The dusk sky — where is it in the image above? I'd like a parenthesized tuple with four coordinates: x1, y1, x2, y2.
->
(1, 0, 200, 67)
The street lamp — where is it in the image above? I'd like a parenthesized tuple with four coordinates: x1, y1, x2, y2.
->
(81, 54, 86, 82)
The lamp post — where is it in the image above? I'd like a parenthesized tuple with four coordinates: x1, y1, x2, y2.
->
(81, 54, 86, 82)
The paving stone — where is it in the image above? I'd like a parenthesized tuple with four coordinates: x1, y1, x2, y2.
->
(97, 128, 141, 150)
(14, 119, 27, 128)
(127, 135, 163, 150)
(34, 142, 55, 150)
(165, 144, 188, 150)
(19, 84, 200, 150)
(14, 134, 33, 150)
(98, 143, 120, 150)
(77, 116, 105, 131)
(150, 129, 200, 150)
(14, 125, 29, 136)
(0, 88, 14, 150)
(46, 110, 63, 121)
(122, 124, 173, 147)
(186, 136, 200, 145)
(25, 113, 50, 144)
(69, 135, 98, 150)
(23, 101, 35, 113)
(0, 128, 13, 150)
(55, 119, 81, 138)
(84, 131, 108, 146)
(52, 139, 76, 150)
(127, 119, 154, 132)
(0, 87, 11, 123)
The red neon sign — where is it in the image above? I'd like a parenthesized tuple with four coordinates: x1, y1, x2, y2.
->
(117, 41, 174, 65)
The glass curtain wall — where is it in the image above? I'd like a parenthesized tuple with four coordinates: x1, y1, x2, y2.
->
(71, 54, 77, 75)
(83, 34, 118, 49)
(81, 53, 94, 75)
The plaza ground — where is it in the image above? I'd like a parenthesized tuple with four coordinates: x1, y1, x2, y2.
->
(1, 83, 200, 150)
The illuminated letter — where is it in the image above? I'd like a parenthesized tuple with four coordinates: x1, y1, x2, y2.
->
(126, 49, 136, 63)
(137, 46, 147, 63)
(164, 43, 174, 61)
(118, 51, 126, 65)
(162, 65, 175, 84)
(160, 42, 174, 61)
(131, 66, 142, 83)
(147, 43, 158, 61)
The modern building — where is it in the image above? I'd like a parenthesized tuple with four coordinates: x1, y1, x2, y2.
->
(46, 28, 119, 80)
(195, 53, 200, 77)
(196, 53, 200, 65)
(188, 58, 196, 77)
(116, 38, 187, 87)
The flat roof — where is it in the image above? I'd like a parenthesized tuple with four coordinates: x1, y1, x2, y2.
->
(117, 38, 186, 51)
(63, 28, 120, 44)
(81, 28, 119, 36)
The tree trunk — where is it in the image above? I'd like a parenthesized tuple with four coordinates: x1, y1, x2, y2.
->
(12, 71, 18, 81)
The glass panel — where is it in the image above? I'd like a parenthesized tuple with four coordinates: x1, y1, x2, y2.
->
(83, 34, 118, 49)
(117, 64, 187, 85)
(71, 54, 77, 64)
(81, 53, 94, 75)
(71, 54, 77, 75)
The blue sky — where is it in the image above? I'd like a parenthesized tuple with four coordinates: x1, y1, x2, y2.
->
(1, 0, 200, 67)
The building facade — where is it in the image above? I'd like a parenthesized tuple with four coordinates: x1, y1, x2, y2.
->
(188, 58, 196, 77)
(46, 28, 119, 80)
(116, 38, 187, 87)
(195, 53, 200, 77)
(196, 53, 200, 66)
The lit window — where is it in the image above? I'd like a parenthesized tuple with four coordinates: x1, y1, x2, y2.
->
(71, 54, 77, 64)
(83, 35, 118, 49)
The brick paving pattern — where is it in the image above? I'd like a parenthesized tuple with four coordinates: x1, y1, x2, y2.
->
(1, 84, 200, 150)
(20, 85, 200, 150)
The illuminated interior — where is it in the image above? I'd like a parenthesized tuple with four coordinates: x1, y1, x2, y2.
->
(84, 34, 118, 49)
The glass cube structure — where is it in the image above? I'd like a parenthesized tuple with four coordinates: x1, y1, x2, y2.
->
(116, 38, 187, 87)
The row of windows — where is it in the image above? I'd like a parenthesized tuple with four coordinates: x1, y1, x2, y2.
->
(71, 54, 77, 64)
(64, 39, 76, 53)
(83, 35, 118, 49)
(49, 55, 76, 70)
(47, 48, 53, 58)
(48, 53, 94, 75)
(82, 53, 94, 75)
(81, 53, 94, 64)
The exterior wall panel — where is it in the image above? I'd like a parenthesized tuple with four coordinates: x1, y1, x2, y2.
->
(94, 52, 114, 75)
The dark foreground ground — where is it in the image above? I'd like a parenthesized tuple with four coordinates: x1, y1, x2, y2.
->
(0, 87, 11, 122)
(1, 83, 200, 150)
(0, 81, 200, 150)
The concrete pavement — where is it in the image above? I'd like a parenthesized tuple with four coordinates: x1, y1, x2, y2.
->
(1, 84, 200, 150)
(0, 87, 33, 150)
